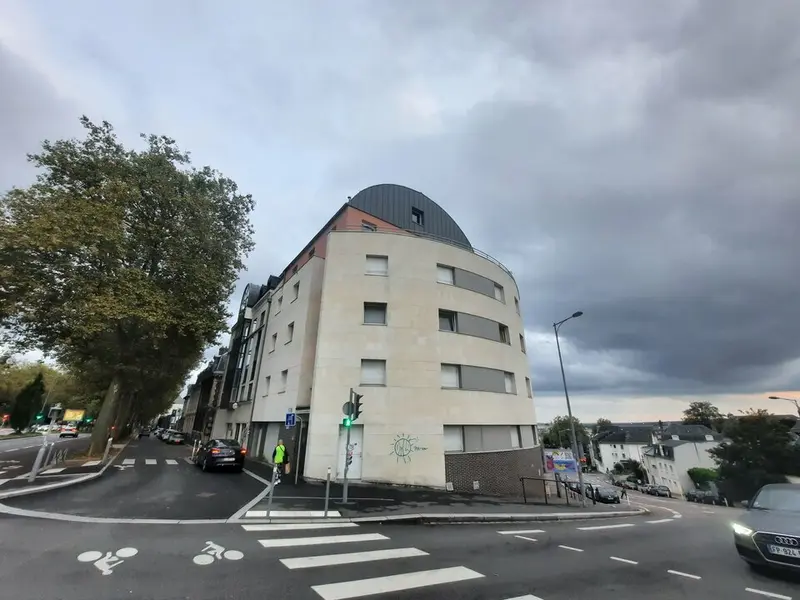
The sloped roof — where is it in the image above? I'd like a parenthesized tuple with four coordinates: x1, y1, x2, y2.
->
(595, 425, 654, 445)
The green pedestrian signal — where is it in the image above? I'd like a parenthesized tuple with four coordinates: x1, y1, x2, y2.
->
(35, 414, 44, 422)
(342, 417, 352, 428)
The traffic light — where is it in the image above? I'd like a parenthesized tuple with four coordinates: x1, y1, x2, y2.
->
(35, 414, 44, 422)
(342, 417, 352, 428)
(346, 454, 353, 466)
(351, 392, 363, 422)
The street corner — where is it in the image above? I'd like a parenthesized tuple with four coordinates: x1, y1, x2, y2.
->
(0, 449, 268, 523)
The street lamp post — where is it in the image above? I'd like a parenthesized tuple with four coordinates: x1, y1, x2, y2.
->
(554, 311, 585, 507)
(768, 396, 800, 418)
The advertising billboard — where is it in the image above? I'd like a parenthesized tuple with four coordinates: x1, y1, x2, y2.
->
(63, 409, 86, 422)
(544, 449, 578, 475)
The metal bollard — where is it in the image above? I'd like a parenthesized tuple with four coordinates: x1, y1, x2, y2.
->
(324, 467, 332, 517)
(265, 465, 279, 519)
(28, 443, 49, 482)
(102, 437, 113, 464)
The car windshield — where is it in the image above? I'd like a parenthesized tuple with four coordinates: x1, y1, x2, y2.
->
(751, 487, 800, 512)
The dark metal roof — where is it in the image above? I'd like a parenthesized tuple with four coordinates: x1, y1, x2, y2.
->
(349, 184, 472, 249)
(595, 425, 654, 444)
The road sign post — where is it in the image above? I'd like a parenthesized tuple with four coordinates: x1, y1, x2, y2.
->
(285, 412, 296, 428)
(341, 389, 354, 503)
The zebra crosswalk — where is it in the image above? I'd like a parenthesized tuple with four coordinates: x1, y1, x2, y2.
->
(241, 520, 540, 600)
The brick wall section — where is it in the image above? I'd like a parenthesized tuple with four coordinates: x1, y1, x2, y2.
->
(444, 446, 545, 497)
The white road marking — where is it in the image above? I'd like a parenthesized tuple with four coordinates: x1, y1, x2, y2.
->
(40, 468, 65, 474)
(165, 459, 178, 465)
(667, 569, 701, 580)
(281, 547, 428, 569)
(82, 460, 102, 467)
(145, 459, 157, 465)
(610, 556, 639, 565)
(745, 588, 792, 600)
(498, 529, 545, 535)
(122, 459, 135, 466)
(646, 519, 674, 524)
(246, 509, 341, 518)
(558, 545, 584, 552)
(259, 533, 388, 548)
(514, 535, 537, 542)
(243, 522, 359, 532)
(310, 566, 484, 600)
(183, 457, 194, 464)
(577, 523, 635, 531)
(504, 596, 544, 600)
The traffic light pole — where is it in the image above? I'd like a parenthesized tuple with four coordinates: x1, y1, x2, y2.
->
(342, 388, 353, 504)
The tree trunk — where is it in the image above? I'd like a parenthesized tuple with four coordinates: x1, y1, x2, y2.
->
(89, 374, 122, 455)
(112, 392, 134, 441)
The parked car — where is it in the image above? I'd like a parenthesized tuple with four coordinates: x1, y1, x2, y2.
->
(59, 424, 79, 438)
(649, 485, 672, 498)
(592, 486, 622, 504)
(733, 483, 800, 572)
(164, 431, 185, 445)
(138, 427, 151, 438)
(194, 438, 246, 473)
(685, 489, 702, 502)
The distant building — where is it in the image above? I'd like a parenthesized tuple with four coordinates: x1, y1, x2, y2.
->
(641, 424, 724, 495)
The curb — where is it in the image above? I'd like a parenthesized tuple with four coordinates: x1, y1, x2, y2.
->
(232, 508, 649, 525)
(0, 437, 132, 501)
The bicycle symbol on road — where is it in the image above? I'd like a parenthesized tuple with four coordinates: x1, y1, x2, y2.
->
(77, 547, 138, 575)
(192, 541, 244, 566)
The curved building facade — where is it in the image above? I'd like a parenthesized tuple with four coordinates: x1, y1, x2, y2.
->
(213, 184, 540, 494)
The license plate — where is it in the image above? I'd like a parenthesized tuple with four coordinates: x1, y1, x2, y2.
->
(219, 458, 235, 462)
(767, 544, 800, 558)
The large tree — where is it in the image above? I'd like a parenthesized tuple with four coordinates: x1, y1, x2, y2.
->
(709, 409, 800, 501)
(0, 117, 254, 453)
(9, 372, 45, 432)
(682, 401, 724, 431)
(543, 415, 590, 449)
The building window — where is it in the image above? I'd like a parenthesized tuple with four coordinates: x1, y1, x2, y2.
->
(269, 333, 277, 352)
(286, 322, 294, 343)
(363, 302, 387, 325)
(279, 369, 288, 393)
(365, 255, 388, 276)
(504, 372, 516, 394)
(437, 264, 455, 285)
(499, 324, 510, 344)
(441, 364, 461, 388)
(494, 284, 505, 302)
(443, 426, 464, 452)
(525, 377, 533, 398)
(438, 309, 457, 332)
(247, 383, 253, 402)
(514, 297, 520, 315)
(411, 207, 424, 226)
(510, 426, 521, 448)
(308, 247, 315, 258)
(362, 220, 377, 231)
(292, 282, 299, 302)
(264, 376, 271, 396)
(519, 333, 526, 353)
(259, 312, 266, 327)
(276, 296, 283, 314)
(360, 359, 386, 386)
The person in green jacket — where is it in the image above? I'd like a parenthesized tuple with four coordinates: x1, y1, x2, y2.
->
(272, 439, 288, 484)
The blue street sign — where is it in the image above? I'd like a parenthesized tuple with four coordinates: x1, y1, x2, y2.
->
(285, 412, 296, 428)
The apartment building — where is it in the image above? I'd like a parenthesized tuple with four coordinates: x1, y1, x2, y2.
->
(211, 184, 539, 493)
(641, 424, 724, 494)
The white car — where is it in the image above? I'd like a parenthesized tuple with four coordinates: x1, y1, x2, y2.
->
(59, 425, 79, 438)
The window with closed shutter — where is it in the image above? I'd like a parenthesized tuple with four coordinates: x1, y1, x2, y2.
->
(494, 284, 505, 302)
(365, 255, 388, 276)
(443, 426, 464, 452)
(360, 359, 386, 385)
(504, 372, 516, 394)
(441, 364, 461, 388)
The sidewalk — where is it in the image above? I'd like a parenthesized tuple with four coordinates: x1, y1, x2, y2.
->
(242, 459, 643, 522)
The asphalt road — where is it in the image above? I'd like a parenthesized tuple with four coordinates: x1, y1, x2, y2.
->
(0, 498, 797, 600)
(0, 432, 90, 483)
(2, 435, 266, 520)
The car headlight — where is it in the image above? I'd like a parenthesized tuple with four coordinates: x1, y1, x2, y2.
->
(732, 523, 753, 536)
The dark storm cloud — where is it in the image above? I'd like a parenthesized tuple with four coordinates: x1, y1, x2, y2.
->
(337, 0, 800, 395)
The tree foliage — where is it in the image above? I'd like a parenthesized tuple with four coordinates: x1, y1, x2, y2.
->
(543, 415, 590, 449)
(709, 409, 800, 501)
(595, 418, 613, 433)
(0, 117, 254, 452)
(9, 372, 45, 432)
(682, 401, 724, 431)
(687, 467, 718, 489)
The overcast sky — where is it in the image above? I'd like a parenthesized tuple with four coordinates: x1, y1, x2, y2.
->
(2, 0, 799, 422)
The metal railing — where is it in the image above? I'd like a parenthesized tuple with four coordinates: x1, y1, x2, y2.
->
(520, 477, 598, 506)
(332, 225, 517, 282)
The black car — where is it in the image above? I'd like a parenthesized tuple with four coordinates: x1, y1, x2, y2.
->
(195, 439, 245, 472)
(733, 483, 800, 572)
(592, 486, 622, 504)
(138, 428, 151, 438)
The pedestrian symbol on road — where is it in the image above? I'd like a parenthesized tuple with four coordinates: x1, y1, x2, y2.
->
(192, 541, 244, 566)
(77, 547, 138, 575)
(285, 412, 296, 428)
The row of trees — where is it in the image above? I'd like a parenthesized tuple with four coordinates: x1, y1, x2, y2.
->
(0, 117, 255, 453)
